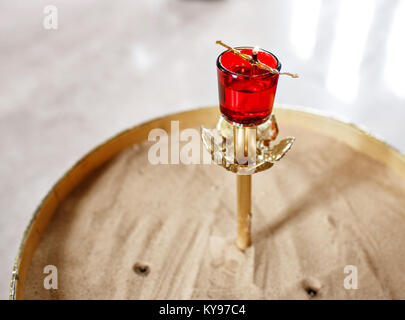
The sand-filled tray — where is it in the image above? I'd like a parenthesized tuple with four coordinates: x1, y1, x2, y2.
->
(10, 106, 405, 299)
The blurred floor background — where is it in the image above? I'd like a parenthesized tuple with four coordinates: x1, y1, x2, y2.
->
(1, 0, 404, 298)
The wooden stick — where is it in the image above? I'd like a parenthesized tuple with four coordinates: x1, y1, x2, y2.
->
(237, 174, 252, 250)
(216, 40, 299, 78)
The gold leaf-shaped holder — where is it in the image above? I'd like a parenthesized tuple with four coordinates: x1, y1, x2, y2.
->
(201, 114, 294, 174)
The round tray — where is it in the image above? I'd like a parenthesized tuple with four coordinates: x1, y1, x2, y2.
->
(10, 106, 405, 299)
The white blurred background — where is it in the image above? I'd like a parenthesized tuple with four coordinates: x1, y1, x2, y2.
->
(0, 0, 404, 298)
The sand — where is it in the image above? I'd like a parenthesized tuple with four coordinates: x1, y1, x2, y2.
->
(23, 125, 405, 299)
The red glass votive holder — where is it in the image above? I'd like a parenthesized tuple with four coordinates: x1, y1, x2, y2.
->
(217, 47, 281, 126)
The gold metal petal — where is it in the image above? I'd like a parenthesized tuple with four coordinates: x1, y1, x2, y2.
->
(267, 137, 295, 162)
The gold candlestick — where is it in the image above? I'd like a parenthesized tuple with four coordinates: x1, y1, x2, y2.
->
(237, 174, 252, 250)
(203, 41, 297, 250)
(201, 115, 294, 250)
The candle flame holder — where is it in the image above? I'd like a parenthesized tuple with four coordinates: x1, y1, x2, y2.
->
(201, 42, 296, 250)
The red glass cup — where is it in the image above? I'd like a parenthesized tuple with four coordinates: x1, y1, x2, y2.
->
(217, 47, 281, 126)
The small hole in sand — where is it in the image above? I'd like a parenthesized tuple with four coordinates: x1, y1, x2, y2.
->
(133, 263, 150, 277)
(301, 278, 321, 298)
(306, 287, 318, 298)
